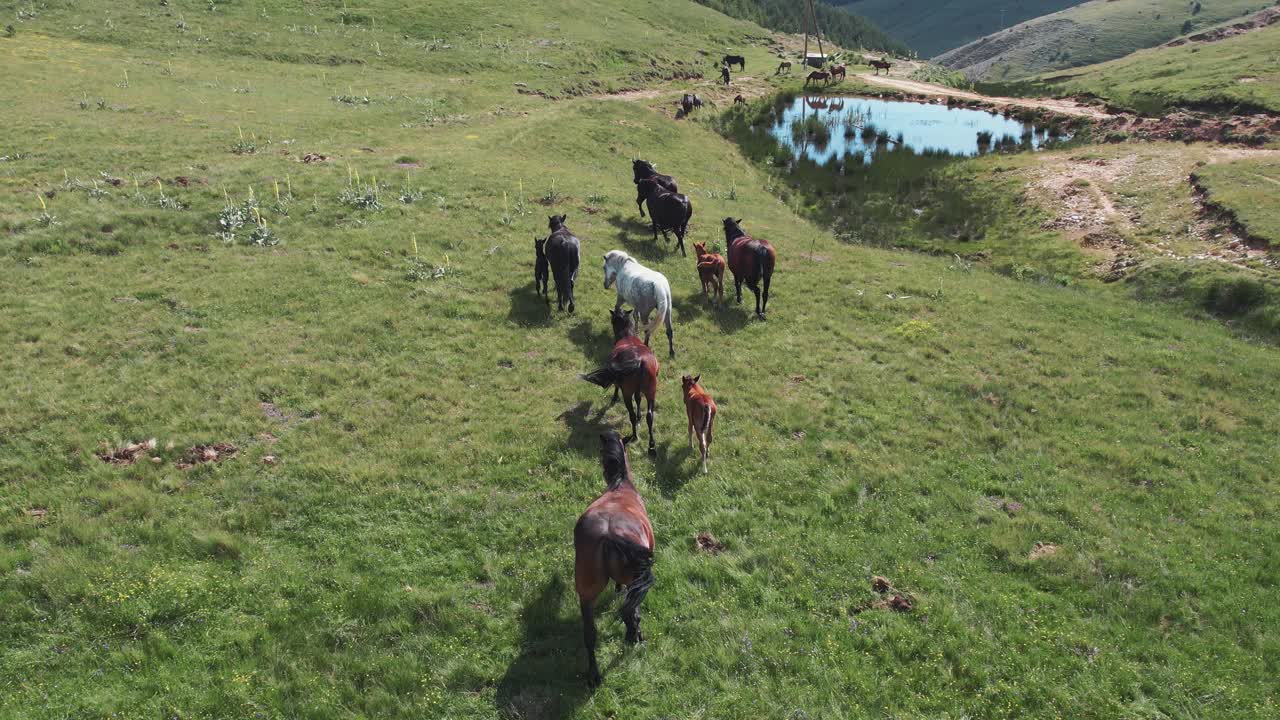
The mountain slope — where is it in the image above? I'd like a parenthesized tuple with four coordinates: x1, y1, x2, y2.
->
(1034, 17, 1280, 114)
(835, 0, 1085, 58)
(691, 0, 909, 54)
(936, 0, 1272, 80)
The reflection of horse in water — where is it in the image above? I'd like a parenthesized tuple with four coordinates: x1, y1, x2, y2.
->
(804, 96, 828, 111)
(827, 99, 845, 112)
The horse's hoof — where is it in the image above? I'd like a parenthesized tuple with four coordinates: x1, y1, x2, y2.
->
(648, 446, 656, 456)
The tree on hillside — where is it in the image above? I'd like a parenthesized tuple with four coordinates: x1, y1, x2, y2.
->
(691, 0, 909, 54)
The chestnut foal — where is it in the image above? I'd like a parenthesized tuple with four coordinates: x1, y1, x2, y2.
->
(574, 431, 656, 687)
(682, 375, 717, 473)
(692, 241, 725, 305)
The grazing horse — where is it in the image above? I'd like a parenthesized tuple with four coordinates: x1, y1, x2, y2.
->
(574, 431, 655, 688)
(603, 249, 675, 357)
(581, 309, 660, 453)
(775, 60, 792, 75)
(534, 237, 549, 298)
(632, 159, 678, 218)
(545, 214, 580, 313)
(637, 178, 693, 257)
(869, 58, 892, 75)
(804, 70, 830, 87)
(682, 375, 717, 474)
(692, 241, 725, 305)
(829, 64, 847, 80)
(720, 65, 731, 86)
(679, 93, 703, 118)
(722, 217, 775, 318)
(722, 54, 745, 71)
(733, 94, 745, 105)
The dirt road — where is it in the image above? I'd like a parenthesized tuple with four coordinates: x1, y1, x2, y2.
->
(857, 72, 1112, 119)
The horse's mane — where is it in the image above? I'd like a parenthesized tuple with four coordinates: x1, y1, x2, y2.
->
(724, 221, 748, 242)
(600, 433, 630, 488)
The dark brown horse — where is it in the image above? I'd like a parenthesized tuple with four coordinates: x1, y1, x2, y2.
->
(638, 178, 693, 257)
(722, 217, 775, 318)
(829, 64, 847, 80)
(545, 214, 580, 313)
(574, 431, 655, 687)
(775, 60, 792, 75)
(722, 54, 745, 71)
(632, 159, 677, 218)
(869, 58, 892, 75)
(679, 93, 703, 117)
(581, 308, 660, 453)
(804, 70, 830, 87)
(692, 240, 725, 305)
(733, 94, 745, 105)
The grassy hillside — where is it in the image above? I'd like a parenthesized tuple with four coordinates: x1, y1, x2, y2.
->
(692, 0, 909, 55)
(835, 0, 1085, 58)
(1027, 22, 1280, 114)
(3, 2, 1280, 719)
(936, 0, 1272, 80)
(1195, 156, 1280, 244)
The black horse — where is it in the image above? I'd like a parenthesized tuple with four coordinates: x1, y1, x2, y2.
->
(632, 160, 678, 218)
(638, 178, 693, 257)
(679, 93, 704, 117)
(722, 54, 745, 71)
(545, 214, 580, 313)
(533, 236, 549, 298)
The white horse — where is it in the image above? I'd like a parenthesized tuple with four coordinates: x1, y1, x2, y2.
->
(603, 250, 675, 357)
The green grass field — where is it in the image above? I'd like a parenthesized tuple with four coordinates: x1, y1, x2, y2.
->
(1195, 155, 1280, 244)
(936, 0, 1272, 80)
(3, 2, 1280, 719)
(1026, 24, 1280, 114)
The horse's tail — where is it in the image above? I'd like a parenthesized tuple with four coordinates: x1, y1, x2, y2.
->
(753, 244, 771, 283)
(681, 196, 693, 236)
(581, 357, 644, 388)
(603, 535, 654, 616)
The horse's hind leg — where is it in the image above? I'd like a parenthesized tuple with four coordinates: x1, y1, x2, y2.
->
(623, 393, 639, 444)
(621, 564, 654, 643)
(578, 596, 604, 687)
(645, 393, 656, 455)
(664, 312, 675, 358)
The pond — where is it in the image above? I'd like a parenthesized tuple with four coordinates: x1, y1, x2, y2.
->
(767, 96, 1064, 166)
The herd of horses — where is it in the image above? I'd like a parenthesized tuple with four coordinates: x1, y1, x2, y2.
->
(532, 158, 774, 686)
(553, 49, 896, 687)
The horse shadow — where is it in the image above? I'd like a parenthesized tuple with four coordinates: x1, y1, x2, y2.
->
(494, 576, 595, 720)
(603, 213, 670, 263)
(558, 400, 616, 457)
(672, 293, 751, 335)
(507, 284, 553, 328)
(567, 316, 614, 361)
(648, 440, 698, 498)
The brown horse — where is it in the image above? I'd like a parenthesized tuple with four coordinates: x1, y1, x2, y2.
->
(574, 430, 655, 687)
(581, 309, 660, 453)
(682, 375, 717, 474)
(775, 60, 792, 75)
(733, 94, 745, 105)
(804, 70, 830, 87)
(829, 64, 847, 80)
(869, 58, 892, 75)
(722, 217, 775, 318)
(692, 241, 725, 305)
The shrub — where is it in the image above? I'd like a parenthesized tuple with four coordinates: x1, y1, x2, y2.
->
(1203, 277, 1267, 316)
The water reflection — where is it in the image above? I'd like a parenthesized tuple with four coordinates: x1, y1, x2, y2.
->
(768, 96, 1062, 166)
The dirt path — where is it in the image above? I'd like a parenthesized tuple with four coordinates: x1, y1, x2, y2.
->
(857, 72, 1112, 119)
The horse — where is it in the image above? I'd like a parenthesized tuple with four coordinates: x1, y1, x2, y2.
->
(534, 237, 549, 298)
(804, 70, 830, 87)
(682, 375, 716, 474)
(869, 58, 891, 75)
(581, 309, 660, 453)
(829, 64, 846, 80)
(720, 65, 731, 86)
(805, 96, 829, 110)
(637, 178, 693, 257)
(574, 431, 655, 687)
(545, 214, 580, 313)
(775, 60, 792, 75)
(603, 249, 675, 357)
(692, 241, 725, 305)
(722, 54, 745, 71)
(733, 94, 745, 105)
(632, 159, 678, 218)
(679, 93, 703, 118)
(722, 217, 775, 318)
